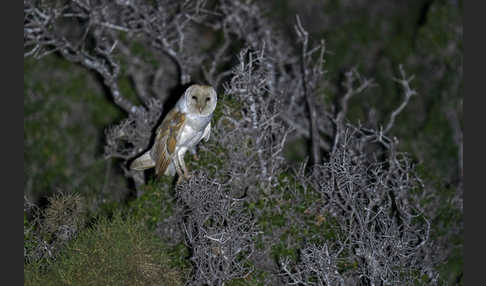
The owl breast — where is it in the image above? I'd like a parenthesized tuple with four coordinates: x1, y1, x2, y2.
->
(178, 124, 204, 148)
(176, 112, 212, 151)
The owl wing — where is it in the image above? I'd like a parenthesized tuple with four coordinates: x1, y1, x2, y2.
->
(152, 108, 186, 176)
(202, 121, 211, 142)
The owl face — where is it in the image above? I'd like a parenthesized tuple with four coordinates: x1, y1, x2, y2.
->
(184, 85, 217, 116)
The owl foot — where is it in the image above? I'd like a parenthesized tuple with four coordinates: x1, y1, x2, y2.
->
(192, 153, 199, 161)
(183, 171, 192, 181)
(176, 172, 192, 184)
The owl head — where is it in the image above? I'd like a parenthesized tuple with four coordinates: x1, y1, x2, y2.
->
(184, 84, 217, 116)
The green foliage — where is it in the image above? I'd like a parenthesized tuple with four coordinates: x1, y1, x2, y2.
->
(24, 55, 124, 201)
(128, 178, 176, 230)
(283, 137, 309, 166)
(227, 268, 270, 286)
(129, 41, 160, 69)
(414, 162, 463, 284)
(321, 3, 420, 123)
(270, 2, 464, 280)
(165, 243, 192, 271)
(24, 212, 184, 286)
(117, 74, 143, 106)
(416, 2, 462, 62)
(24, 212, 42, 264)
(125, 179, 192, 271)
(398, 0, 462, 180)
(24, 192, 89, 267)
(438, 246, 463, 285)
(212, 93, 243, 124)
(186, 94, 244, 174)
(42, 192, 86, 237)
(415, 163, 462, 240)
(253, 173, 341, 267)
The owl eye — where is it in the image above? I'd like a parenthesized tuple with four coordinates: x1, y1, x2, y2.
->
(192, 96, 197, 100)
(206, 97, 210, 101)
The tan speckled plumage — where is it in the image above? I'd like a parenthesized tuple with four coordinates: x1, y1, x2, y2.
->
(130, 84, 217, 181)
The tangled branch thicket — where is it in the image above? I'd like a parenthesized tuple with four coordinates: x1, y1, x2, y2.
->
(280, 128, 435, 285)
(25, 0, 461, 285)
(179, 174, 261, 285)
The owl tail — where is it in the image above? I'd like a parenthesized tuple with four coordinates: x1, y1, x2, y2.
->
(164, 162, 176, 176)
(130, 151, 155, 171)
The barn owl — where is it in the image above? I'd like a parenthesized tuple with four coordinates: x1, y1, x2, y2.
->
(130, 84, 217, 181)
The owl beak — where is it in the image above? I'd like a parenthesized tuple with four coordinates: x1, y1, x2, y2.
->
(199, 106, 203, 113)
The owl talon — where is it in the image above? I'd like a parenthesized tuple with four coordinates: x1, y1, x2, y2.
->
(175, 173, 191, 184)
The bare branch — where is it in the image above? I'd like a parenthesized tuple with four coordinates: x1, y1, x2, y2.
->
(295, 15, 323, 166)
(332, 68, 374, 153)
(383, 65, 417, 134)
